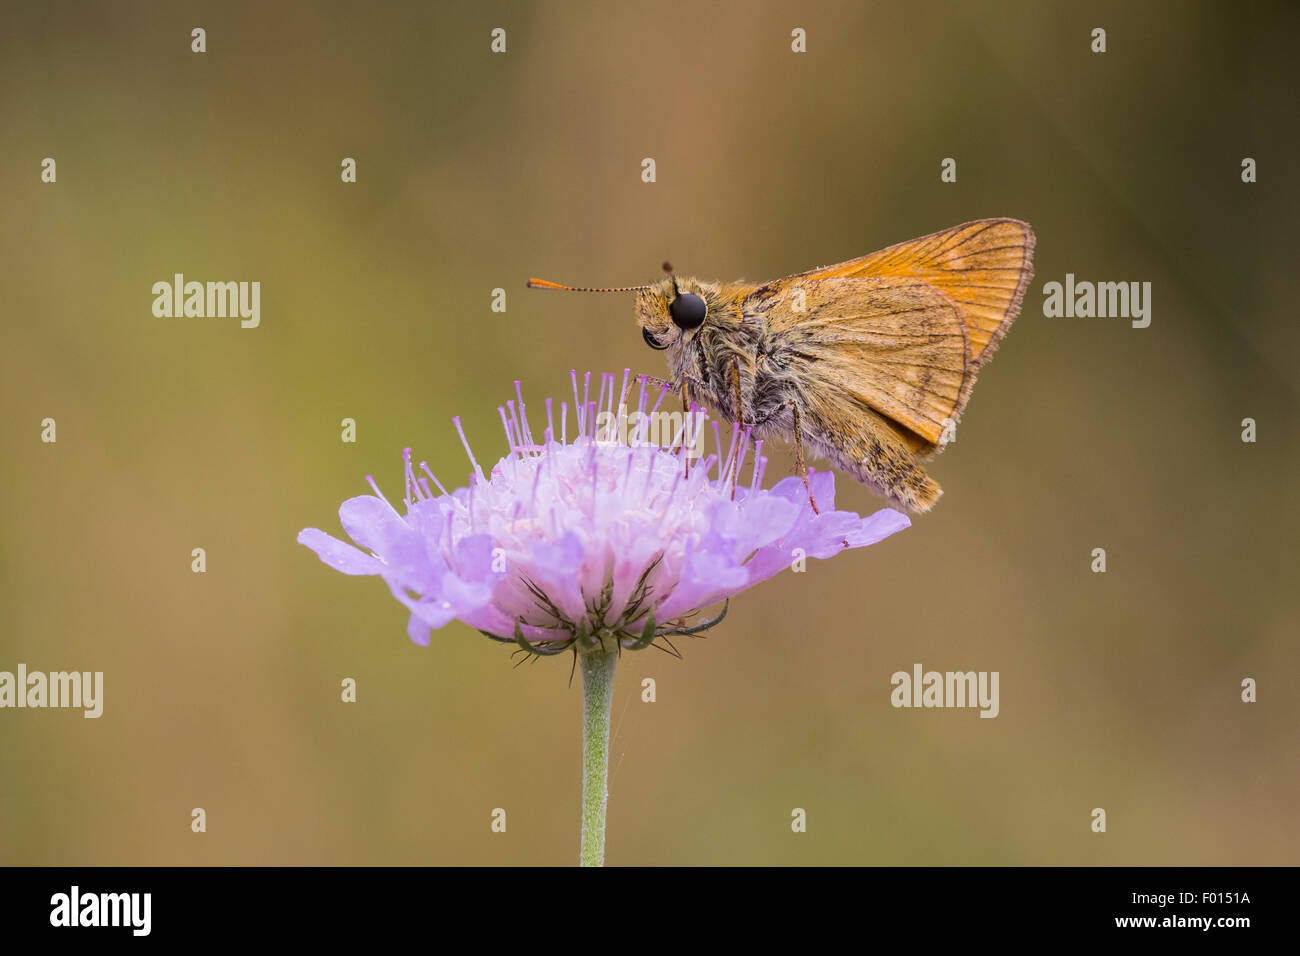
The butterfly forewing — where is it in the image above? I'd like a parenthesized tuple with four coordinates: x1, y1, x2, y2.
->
(796, 218, 1035, 367)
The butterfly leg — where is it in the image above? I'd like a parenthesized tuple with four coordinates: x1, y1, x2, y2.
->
(790, 402, 820, 515)
(681, 380, 691, 477)
(635, 373, 676, 394)
(633, 372, 692, 412)
(727, 357, 746, 499)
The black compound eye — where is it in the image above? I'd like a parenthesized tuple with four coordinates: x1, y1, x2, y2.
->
(642, 326, 668, 350)
(669, 292, 707, 330)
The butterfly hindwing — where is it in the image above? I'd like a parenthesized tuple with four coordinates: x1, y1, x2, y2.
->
(753, 274, 968, 446)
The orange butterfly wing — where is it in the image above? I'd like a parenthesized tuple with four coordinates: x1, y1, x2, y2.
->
(755, 275, 968, 445)
(794, 218, 1036, 369)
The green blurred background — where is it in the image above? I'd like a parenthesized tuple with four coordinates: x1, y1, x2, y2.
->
(2, 0, 1296, 865)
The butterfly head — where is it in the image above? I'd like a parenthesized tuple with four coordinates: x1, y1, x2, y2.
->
(636, 262, 710, 352)
(525, 263, 712, 360)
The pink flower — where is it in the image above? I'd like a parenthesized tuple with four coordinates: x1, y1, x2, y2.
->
(299, 371, 909, 653)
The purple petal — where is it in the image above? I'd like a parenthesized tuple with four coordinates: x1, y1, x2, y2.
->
(523, 531, 588, 623)
(845, 508, 911, 547)
(297, 528, 383, 575)
(406, 613, 432, 647)
(452, 533, 499, 584)
(652, 544, 750, 620)
(338, 495, 413, 555)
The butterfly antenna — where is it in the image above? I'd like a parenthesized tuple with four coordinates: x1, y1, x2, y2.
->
(526, 278, 652, 293)
(662, 260, 680, 297)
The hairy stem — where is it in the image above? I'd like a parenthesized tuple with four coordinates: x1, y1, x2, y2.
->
(579, 648, 617, 866)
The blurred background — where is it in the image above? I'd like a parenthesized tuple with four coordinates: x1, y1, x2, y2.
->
(1, 0, 1297, 865)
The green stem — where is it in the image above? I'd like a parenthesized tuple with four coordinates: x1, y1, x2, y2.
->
(579, 648, 617, 867)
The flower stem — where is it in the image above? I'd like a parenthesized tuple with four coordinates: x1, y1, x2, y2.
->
(579, 647, 617, 866)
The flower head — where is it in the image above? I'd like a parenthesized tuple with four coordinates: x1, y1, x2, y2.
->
(298, 371, 909, 655)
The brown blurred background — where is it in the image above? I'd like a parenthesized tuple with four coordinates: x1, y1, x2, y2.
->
(1, 0, 1297, 865)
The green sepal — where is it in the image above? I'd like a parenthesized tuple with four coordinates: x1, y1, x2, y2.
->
(623, 612, 658, 651)
(657, 599, 729, 636)
(513, 619, 572, 657)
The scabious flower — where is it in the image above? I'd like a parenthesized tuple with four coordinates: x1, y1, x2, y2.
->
(298, 370, 910, 655)
(299, 370, 911, 865)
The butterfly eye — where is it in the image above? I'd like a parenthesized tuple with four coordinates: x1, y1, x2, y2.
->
(669, 293, 707, 330)
(642, 327, 668, 350)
